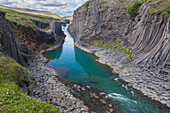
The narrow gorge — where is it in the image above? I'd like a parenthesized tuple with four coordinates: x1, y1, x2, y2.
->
(0, 0, 170, 112)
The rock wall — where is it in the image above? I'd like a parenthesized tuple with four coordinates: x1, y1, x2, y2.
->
(32, 20, 49, 29)
(125, 2, 170, 75)
(0, 11, 27, 66)
(69, 0, 169, 75)
(69, 0, 129, 47)
(51, 21, 65, 44)
(12, 20, 65, 50)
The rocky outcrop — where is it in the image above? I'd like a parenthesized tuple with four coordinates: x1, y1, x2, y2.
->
(32, 20, 49, 29)
(64, 19, 70, 24)
(51, 21, 65, 44)
(69, 0, 170, 107)
(13, 20, 65, 50)
(0, 11, 27, 66)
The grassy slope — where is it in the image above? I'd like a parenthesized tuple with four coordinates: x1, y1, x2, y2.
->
(63, 16, 73, 20)
(0, 54, 61, 112)
(0, 5, 63, 20)
(0, 7, 55, 31)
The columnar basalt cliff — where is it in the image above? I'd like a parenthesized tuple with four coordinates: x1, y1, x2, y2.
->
(69, 0, 170, 107)
(69, 0, 129, 46)
(125, 2, 170, 75)
(0, 12, 27, 66)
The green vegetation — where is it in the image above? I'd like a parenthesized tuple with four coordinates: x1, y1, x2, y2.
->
(0, 55, 61, 112)
(63, 16, 73, 20)
(0, 56, 32, 87)
(93, 40, 103, 47)
(43, 26, 50, 31)
(0, 81, 61, 113)
(127, 0, 144, 17)
(84, 0, 100, 11)
(149, 0, 170, 20)
(85, 0, 91, 11)
(164, 13, 170, 20)
(0, 8, 52, 30)
(0, 5, 63, 20)
(93, 40, 134, 59)
(127, 0, 170, 19)
(39, 44, 52, 50)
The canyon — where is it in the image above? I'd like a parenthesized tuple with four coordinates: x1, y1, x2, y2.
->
(0, 0, 170, 112)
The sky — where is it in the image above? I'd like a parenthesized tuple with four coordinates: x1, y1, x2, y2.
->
(0, 0, 88, 17)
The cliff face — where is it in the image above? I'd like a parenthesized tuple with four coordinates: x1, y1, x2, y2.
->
(125, 2, 169, 75)
(11, 20, 65, 50)
(51, 21, 65, 44)
(0, 12, 27, 66)
(69, 0, 169, 75)
(69, 0, 129, 46)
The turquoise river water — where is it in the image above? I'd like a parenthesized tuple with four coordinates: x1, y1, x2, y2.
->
(44, 26, 170, 113)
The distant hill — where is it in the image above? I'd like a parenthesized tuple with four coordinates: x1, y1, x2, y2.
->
(63, 16, 73, 20)
(0, 5, 64, 20)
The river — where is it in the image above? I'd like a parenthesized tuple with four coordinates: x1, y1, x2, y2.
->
(44, 25, 170, 113)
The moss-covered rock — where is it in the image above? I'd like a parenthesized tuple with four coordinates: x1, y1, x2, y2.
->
(127, 0, 144, 17)
(85, 0, 91, 11)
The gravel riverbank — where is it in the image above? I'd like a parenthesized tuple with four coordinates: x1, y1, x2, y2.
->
(27, 53, 88, 113)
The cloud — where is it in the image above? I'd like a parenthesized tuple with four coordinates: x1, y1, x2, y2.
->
(0, 0, 88, 17)
(42, 3, 66, 7)
(1, 1, 13, 5)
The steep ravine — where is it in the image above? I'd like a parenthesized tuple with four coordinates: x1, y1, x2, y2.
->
(69, 0, 170, 107)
